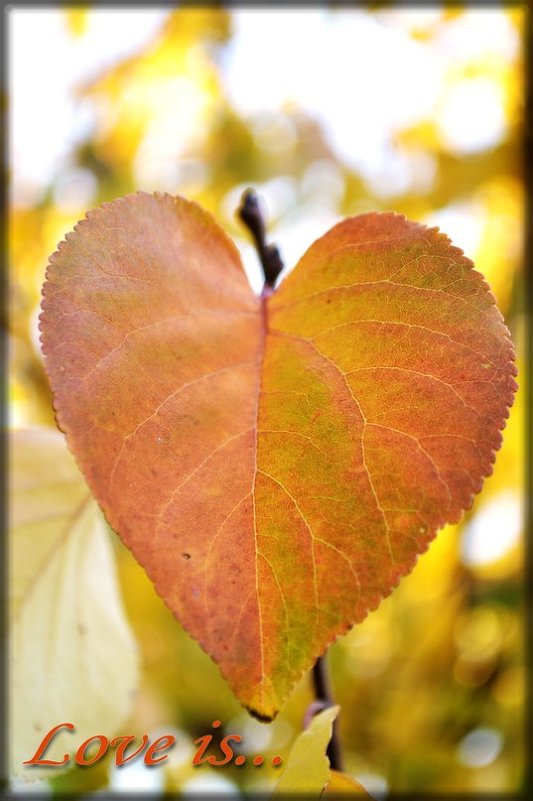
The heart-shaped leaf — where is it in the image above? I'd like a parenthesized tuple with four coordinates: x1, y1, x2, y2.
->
(40, 192, 516, 719)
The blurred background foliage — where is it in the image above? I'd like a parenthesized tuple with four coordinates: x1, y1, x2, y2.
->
(8, 5, 525, 796)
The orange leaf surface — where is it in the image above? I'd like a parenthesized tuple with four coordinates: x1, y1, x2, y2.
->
(40, 193, 517, 719)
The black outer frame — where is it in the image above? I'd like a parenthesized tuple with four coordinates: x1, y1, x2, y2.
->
(0, 2, 531, 800)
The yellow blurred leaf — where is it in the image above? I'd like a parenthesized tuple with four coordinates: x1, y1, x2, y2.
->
(64, 9, 89, 38)
(323, 770, 372, 796)
(273, 706, 339, 796)
(10, 428, 139, 779)
(79, 9, 227, 170)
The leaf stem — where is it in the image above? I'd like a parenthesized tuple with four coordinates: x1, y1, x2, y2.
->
(237, 189, 344, 773)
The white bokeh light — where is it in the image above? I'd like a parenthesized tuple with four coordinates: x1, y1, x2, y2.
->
(9, 8, 169, 204)
(435, 9, 519, 63)
(457, 727, 503, 768)
(181, 772, 239, 796)
(424, 200, 486, 259)
(109, 758, 165, 793)
(224, 9, 444, 174)
(461, 491, 522, 567)
(10, 7, 515, 208)
(437, 78, 506, 155)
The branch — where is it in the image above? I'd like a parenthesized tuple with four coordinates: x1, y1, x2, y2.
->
(236, 188, 344, 773)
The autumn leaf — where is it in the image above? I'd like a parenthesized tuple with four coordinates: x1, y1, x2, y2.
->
(10, 428, 138, 778)
(273, 706, 339, 797)
(39, 192, 517, 720)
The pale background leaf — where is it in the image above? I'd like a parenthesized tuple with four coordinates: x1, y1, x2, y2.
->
(10, 428, 139, 779)
(273, 705, 339, 796)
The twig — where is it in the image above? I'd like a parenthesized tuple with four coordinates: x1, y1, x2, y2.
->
(312, 655, 344, 772)
(237, 189, 284, 289)
(237, 188, 344, 773)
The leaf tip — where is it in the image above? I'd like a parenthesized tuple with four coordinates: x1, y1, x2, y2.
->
(245, 706, 277, 724)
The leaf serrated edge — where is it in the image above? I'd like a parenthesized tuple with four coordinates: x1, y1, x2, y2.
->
(244, 211, 519, 718)
(38, 201, 519, 721)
